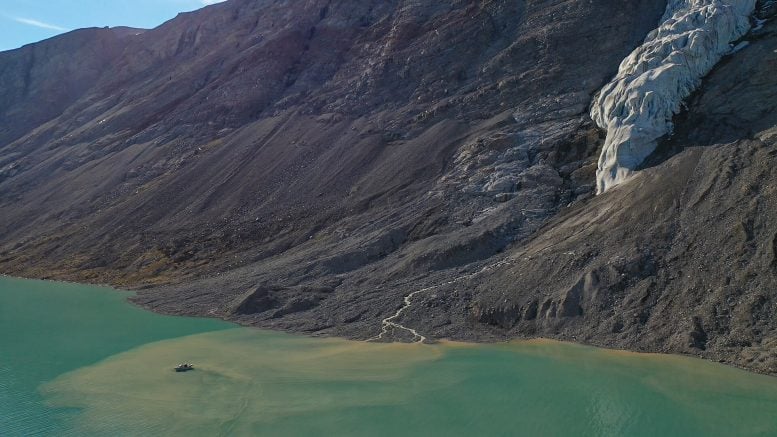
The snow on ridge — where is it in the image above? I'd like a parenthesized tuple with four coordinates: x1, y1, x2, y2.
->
(591, 0, 756, 193)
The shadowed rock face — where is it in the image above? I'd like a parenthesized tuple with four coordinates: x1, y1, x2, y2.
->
(1, 0, 777, 373)
(0, 28, 131, 148)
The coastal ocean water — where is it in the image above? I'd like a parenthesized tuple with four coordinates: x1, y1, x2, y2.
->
(2, 276, 777, 436)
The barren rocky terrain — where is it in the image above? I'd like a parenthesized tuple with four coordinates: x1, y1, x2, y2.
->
(2, 0, 776, 374)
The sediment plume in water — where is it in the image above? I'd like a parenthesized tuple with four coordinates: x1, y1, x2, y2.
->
(41, 330, 777, 436)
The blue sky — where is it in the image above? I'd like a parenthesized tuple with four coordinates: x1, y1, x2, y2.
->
(0, 0, 226, 52)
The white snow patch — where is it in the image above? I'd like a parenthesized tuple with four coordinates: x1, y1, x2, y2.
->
(591, 0, 756, 193)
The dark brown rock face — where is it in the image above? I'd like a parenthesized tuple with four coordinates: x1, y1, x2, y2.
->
(0, 0, 666, 287)
(466, 8, 777, 374)
(2, 0, 777, 374)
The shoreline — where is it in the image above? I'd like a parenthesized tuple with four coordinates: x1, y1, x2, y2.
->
(3, 273, 772, 378)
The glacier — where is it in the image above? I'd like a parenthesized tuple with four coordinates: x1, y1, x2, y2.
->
(591, 0, 756, 193)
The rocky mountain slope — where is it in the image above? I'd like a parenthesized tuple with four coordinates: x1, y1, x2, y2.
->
(1, 0, 776, 374)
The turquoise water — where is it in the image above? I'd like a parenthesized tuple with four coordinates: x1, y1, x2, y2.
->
(2, 276, 777, 436)
(0, 276, 232, 435)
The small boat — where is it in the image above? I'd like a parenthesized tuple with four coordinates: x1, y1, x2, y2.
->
(174, 363, 194, 372)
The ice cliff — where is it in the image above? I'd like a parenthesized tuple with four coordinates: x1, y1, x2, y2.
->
(591, 0, 756, 193)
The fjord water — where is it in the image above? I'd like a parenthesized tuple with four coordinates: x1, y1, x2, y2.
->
(0, 276, 232, 435)
(3, 277, 777, 436)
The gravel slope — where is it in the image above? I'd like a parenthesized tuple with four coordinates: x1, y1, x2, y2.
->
(2, 0, 777, 374)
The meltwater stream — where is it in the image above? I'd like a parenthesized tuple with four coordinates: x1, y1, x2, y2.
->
(2, 276, 777, 436)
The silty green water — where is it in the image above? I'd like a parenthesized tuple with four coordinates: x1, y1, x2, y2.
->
(2, 276, 777, 436)
(0, 276, 232, 435)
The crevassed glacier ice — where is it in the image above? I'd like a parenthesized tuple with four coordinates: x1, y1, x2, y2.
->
(591, 0, 756, 193)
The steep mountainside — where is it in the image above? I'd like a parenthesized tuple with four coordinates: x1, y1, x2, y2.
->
(1, 0, 776, 373)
